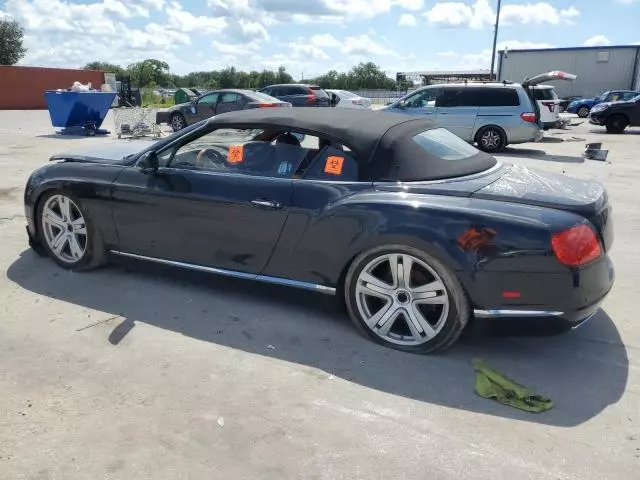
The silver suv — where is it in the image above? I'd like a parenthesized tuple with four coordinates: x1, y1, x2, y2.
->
(382, 71, 575, 152)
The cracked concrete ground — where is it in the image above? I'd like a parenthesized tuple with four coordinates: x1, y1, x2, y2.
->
(0, 111, 639, 480)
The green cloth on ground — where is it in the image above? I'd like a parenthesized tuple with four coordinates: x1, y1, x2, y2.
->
(472, 359, 553, 413)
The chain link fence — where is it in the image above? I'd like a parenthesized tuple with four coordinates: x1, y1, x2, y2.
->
(351, 89, 409, 105)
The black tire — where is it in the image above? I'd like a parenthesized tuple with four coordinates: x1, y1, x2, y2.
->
(344, 245, 470, 354)
(475, 126, 506, 153)
(37, 190, 106, 271)
(170, 112, 186, 132)
(577, 106, 590, 118)
(605, 114, 628, 134)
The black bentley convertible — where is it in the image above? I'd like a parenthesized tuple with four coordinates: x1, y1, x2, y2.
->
(24, 108, 614, 353)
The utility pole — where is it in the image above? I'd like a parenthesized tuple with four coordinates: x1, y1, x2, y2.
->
(489, 0, 502, 80)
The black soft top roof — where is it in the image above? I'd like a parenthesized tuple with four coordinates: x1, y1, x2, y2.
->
(209, 108, 496, 181)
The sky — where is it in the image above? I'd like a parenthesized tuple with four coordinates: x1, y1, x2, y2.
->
(1, 0, 639, 79)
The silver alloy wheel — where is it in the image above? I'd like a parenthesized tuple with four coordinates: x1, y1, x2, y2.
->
(480, 130, 500, 150)
(355, 253, 449, 346)
(41, 194, 87, 264)
(171, 114, 185, 131)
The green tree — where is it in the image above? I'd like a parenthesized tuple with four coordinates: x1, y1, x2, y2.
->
(127, 59, 170, 87)
(0, 19, 27, 65)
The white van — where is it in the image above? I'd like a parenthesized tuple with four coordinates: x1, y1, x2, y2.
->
(531, 85, 562, 129)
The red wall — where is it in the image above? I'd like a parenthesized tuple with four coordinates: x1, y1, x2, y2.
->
(0, 66, 106, 109)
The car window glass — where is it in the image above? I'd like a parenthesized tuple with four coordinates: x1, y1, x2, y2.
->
(477, 87, 519, 107)
(608, 93, 620, 102)
(303, 145, 359, 181)
(403, 89, 438, 108)
(533, 88, 556, 101)
(621, 92, 636, 100)
(165, 128, 310, 178)
(198, 93, 219, 105)
(279, 86, 295, 96)
(413, 128, 479, 160)
(440, 87, 481, 107)
(220, 92, 239, 104)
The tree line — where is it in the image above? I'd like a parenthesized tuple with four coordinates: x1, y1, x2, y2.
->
(83, 59, 411, 91)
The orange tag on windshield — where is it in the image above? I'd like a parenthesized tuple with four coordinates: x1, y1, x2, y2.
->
(228, 145, 244, 163)
(324, 156, 344, 175)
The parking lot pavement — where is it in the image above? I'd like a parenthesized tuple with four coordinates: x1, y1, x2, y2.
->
(1, 110, 639, 480)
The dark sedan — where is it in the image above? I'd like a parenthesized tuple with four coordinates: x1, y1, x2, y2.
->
(24, 109, 614, 353)
(161, 89, 290, 132)
(589, 94, 640, 133)
(258, 84, 331, 107)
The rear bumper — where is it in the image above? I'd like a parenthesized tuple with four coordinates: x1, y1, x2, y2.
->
(471, 255, 615, 329)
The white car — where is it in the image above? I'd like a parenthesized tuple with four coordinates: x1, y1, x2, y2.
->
(326, 89, 371, 109)
(531, 85, 562, 129)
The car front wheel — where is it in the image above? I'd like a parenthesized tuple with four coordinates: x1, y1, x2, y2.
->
(605, 114, 628, 134)
(38, 191, 105, 270)
(344, 245, 470, 354)
(577, 106, 590, 118)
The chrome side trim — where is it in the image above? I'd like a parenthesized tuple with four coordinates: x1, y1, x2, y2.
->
(109, 251, 336, 295)
(474, 309, 564, 318)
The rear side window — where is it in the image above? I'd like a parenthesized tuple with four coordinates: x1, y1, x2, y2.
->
(478, 87, 520, 107)
(309, 86, 329, 99)
(533, 88, 558, 101)
(412, 128, 480, 161)
(440, 87, 482, 107)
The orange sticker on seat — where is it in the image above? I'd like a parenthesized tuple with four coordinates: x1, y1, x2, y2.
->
(228, 145, 244, 163)
(324, 156, 344, 175)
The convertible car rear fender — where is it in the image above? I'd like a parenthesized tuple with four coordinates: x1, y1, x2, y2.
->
(263, 190, 581, 292)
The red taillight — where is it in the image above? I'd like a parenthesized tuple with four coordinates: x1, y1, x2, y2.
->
(520, 112, 537, 123)
(551, 224, 602, 266)
(541, 101, 555, 112)
(258, 103, 279, 108)
(306, 94, 315, 104)
(352, 99, 362, 105)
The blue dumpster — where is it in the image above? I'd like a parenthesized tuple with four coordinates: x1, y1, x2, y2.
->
(45, 90, 117, 135)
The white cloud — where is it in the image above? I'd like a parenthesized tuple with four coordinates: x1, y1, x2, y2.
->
(165, 2, 227, 34)
(310, 34, 341, 48)
(288, 42, 330, 60)
(424, 1, 580, 29)
(502, 3, 580, 25)
(343, 34, 396, 57)
(213, 40, 260, 56)
(437, 40, 555, 69)
(584, 35, 612, 47)
(395, 0, 424, 10)
(617, 0, 640, 3)
(424, 0, 493, 29)
(398, 13, 417, 26)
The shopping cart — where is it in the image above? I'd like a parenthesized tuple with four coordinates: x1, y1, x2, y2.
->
(112, 106, 163, 139)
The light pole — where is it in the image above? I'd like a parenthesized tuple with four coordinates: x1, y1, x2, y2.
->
(489, 0, 502, 80)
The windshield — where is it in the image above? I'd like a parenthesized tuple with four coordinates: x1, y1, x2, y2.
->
(598, 92, 610, 101)
(412, 128, 480, 161)
(632, 95, 640, 102)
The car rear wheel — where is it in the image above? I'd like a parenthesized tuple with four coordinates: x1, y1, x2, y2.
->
(475, 126, 506, 153)
(344, 245, 470, 354)
(38, 192, 105, 271)
(171, 112, 186, 132)
(577, 106, 590, 118)
(605, 114, 628, 134)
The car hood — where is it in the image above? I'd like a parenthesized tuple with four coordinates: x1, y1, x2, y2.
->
(472, 163, 606, 218)
(50, 141, 152, 164)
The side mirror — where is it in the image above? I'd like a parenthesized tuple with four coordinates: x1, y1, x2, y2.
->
(137, 151, 159, 174)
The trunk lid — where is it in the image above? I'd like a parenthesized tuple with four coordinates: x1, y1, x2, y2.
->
(473, 164, 612, 250)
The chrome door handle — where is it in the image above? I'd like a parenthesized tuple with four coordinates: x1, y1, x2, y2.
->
(251, 199, 282, 210)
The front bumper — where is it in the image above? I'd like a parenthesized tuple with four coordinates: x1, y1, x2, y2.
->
(589, 114, 606, 125)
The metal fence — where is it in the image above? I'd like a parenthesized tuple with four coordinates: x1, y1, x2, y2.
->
(351, 90, 408, 105)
